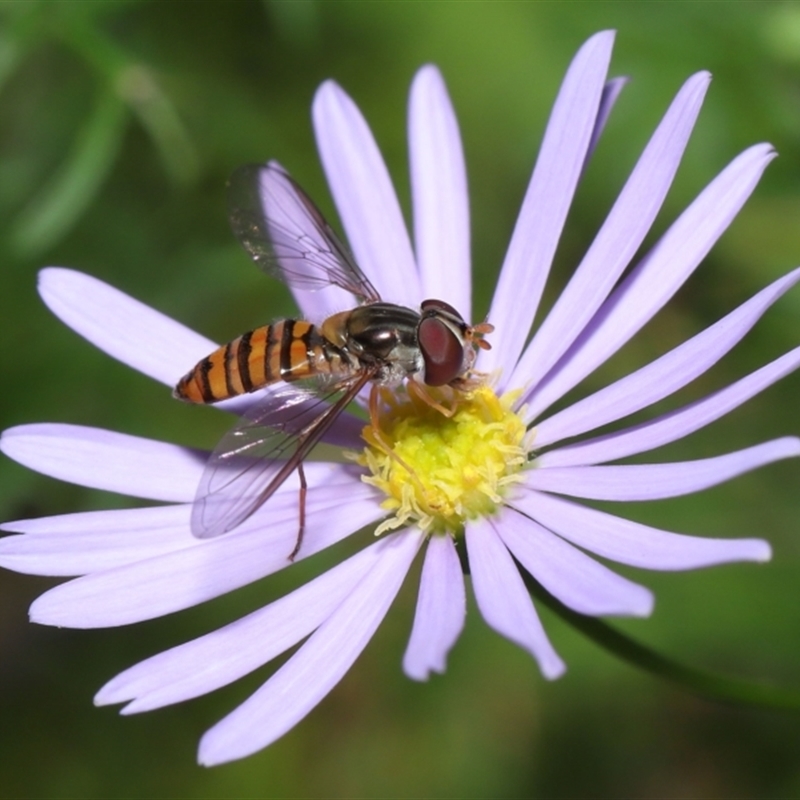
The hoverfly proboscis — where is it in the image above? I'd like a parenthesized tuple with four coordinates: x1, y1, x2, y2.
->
(174, 161, 493, 559)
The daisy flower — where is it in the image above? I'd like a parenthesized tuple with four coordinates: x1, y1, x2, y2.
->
(2, 30, 799, 766)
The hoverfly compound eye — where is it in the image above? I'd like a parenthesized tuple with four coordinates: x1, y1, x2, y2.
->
(418, 314, 466, 387)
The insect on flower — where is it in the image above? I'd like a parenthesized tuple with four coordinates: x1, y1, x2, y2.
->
(174, 162, 493, 557)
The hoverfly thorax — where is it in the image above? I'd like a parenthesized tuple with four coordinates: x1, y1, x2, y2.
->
(342, 303, 424, 386)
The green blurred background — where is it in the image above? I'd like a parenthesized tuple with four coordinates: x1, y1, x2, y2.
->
(2, 1, 800, 796)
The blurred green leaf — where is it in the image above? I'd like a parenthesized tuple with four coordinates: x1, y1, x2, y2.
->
(264, 0, 320, 47)
(115, 63, 199, 186)
(763, 2, 800, 66)
(9, 85, 127, 257)
(56, 7, 199, 186)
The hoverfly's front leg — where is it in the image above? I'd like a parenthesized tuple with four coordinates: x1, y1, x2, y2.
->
(449, 320, 495, 391)
(367, 385, 426, 496)
(406, 378, 460, 418)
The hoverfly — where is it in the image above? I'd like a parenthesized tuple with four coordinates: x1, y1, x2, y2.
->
(175, 161, 492, 558)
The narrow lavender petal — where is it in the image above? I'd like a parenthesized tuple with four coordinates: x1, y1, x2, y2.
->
(0, 423, 203, 502)
(0, 506, 192, 575)
(313, 81, 421, 308)
(522, 143, 777, 419)
(534, 266, 800, 447)
(0, 419, 363, 504)
(402, 533, 466, 681)
(29, 481, 382, 628)
(482, 31, 615, 380)
(584, 77, 628, 168)
(525, 437, 800, 500)
(497, 508, 653, 616)
(511, 73, 710, 392)
(38, 268, 216, 386)
(96, 537, 387, 712)
(307, 407, 366, 449)
(4, 471, 363, 579)
(1, 504, 187, 536)
(512, 490, 771, 569)
(465, 517, 565, 679)
(539, 345, 800, 467)
(198, 528, 424, 766)
(409, 65, 471, 316)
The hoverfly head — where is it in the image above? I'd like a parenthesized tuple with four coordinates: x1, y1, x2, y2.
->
(418, 299, 492, 387)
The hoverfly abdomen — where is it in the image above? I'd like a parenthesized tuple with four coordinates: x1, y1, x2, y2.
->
(174, 319, 348, 405)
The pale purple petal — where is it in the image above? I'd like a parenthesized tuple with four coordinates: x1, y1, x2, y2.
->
(307, 406, 366, 449)
(584, 77, 628, 168)
(511, 491, 771, 569)
(465, 518, 565, 679)
(497, 508, 654, 616)
(482, 31, 614, 379)
(409, 65, 471, 315)
(0, 424, 203, 502)
(38, 268, 216, 386)
(0, 506, 192, 575)
(0, 461, 360, 577)
(96, 538, 388, 713)
(525, 437, 800, 500)
(510, 72, 710, 392)
(403, 533, 466, 681)
(534, 266, 800, 447)
(0, 421, 363, 505)
(29, 480, 382, 628)
(538, 345, 800, 467)
(313, 81, 421, 307)
(522, 143, 777, 418)
(198, 528, 424, 766)
(1, 504, 187, 536)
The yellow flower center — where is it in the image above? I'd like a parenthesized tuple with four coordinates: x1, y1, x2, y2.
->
(355, 384, 528, 537)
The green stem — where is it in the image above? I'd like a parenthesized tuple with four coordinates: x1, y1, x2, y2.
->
(524, 572, 800, 712)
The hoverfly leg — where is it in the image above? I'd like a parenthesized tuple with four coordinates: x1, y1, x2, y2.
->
(407, 378, 458, 418)
(367, 385, 426, 496)
(449, 369, 492, 392)
(288, 460, 308, 562)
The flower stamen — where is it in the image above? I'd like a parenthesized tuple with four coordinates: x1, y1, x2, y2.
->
(357, 384, 528, 537)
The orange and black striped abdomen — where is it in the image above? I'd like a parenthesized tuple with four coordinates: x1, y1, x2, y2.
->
(174, 320, 347, 404)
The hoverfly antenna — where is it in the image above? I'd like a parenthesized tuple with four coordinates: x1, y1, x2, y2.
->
(472, 321, 494, 350)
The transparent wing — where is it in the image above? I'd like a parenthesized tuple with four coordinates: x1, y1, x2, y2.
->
(228, 161, 381, 305)
(191, 370, 375, 539)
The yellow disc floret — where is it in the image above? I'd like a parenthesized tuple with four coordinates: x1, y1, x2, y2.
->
(356, 384, 528, 537)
